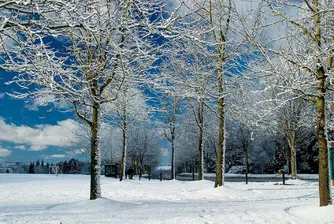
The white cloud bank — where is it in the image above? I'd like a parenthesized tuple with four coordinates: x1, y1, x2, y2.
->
(26, 95, 71, 111)
(51, 154, 66, 158)
(0, 148, 11, 157)
(14, 145, 26, 150)
(0, 118, 80, 151)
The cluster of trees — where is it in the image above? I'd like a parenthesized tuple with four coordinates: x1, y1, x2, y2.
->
(28, 160, 49, 174)
(9, 160, 55, 174)
(0, 0, 332, 207)
(9, 159, 89, 174)
(55, 159, 90, 174)
(176, 114, 320, 175)
(71, 121, 161, 177)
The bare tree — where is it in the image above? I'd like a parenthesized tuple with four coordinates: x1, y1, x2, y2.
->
(272, 100, 314, 179)
(104, 85, 151, 181)
(161, 39, 214, 179)
(127, 123, 160, 175)
(3, 0, 169, 200)
(241, 0, 334, 206)
(177, 0, 250, 187)
(159, 95, 182, 180)
(67, 120, 122, 165)
(175, 107, 206, 175)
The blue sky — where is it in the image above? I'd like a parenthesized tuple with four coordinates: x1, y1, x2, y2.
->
(0, 70, 171, 165)
(0, 70, 79, 163)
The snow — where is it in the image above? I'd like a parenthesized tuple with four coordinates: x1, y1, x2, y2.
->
(0, 174, 333, 224)
(180, 173, 319, 180)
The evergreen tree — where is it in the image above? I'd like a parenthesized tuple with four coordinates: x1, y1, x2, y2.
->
(28, 163, 35, 174)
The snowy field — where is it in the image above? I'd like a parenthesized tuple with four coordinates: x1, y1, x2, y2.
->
(0, 174, 333, 224)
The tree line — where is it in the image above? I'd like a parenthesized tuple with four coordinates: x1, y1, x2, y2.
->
(6, 159, 89, 174)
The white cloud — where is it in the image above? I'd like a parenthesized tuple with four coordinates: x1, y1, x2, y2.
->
(73, 148, 87, 155)
(40, 154, 67, 160)
(26, 95, 71, 111)
(0, 93, 5, 99)
(29, 145, 47, 151)
(51, 154, 66, 158)
(0, 118, 80, 151)
(14, 145, 26, 150)
(0, 148, 11, 157)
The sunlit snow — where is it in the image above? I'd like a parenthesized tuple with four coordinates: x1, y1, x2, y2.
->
(0, 174, 333, 224)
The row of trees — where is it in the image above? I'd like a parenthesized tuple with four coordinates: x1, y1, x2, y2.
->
(0, 0, 332, 206)
(9, 159, 88, 174)
(175, 105, 320, 174)
(70, 121, 160, 176)
(28, 160, 50, 174)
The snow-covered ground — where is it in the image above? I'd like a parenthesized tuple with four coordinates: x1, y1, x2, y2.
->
(179, 173, 319, 180)
(0, 174, 333, 224)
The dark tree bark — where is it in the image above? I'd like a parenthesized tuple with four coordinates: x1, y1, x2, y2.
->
(243, 143, 249, 185)
(316, 69, 331, 206)
(120, 107, 127, 182)
(197, 101, 205, 180)
(171, 134, 175, 180)
(287, 132, 297, 180)
(313, 0, 331, 206)
(215, 96, 225, 187)
(90, 102, 102, 200)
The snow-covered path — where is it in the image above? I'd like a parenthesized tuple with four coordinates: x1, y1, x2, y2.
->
(0, 174, 333, 224)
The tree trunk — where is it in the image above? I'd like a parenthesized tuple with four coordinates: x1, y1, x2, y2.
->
(171, 136, 175, 180)
(288, 132, 297, 180)
(215, 97, 224, 187)
(214, 27, 226, 187)
(244, 145, 249, 184)
(209, 0, 228, 188)
(313, 0, 331, 206)
(198, 127, 204, 180)
(316, 80, 331, 206)
(90, 103, 102, 200)
(198, 101, 204, 180)
(120, 110, 127, 182)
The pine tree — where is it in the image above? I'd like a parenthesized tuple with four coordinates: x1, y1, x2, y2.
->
(28, 163, 35, 174)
